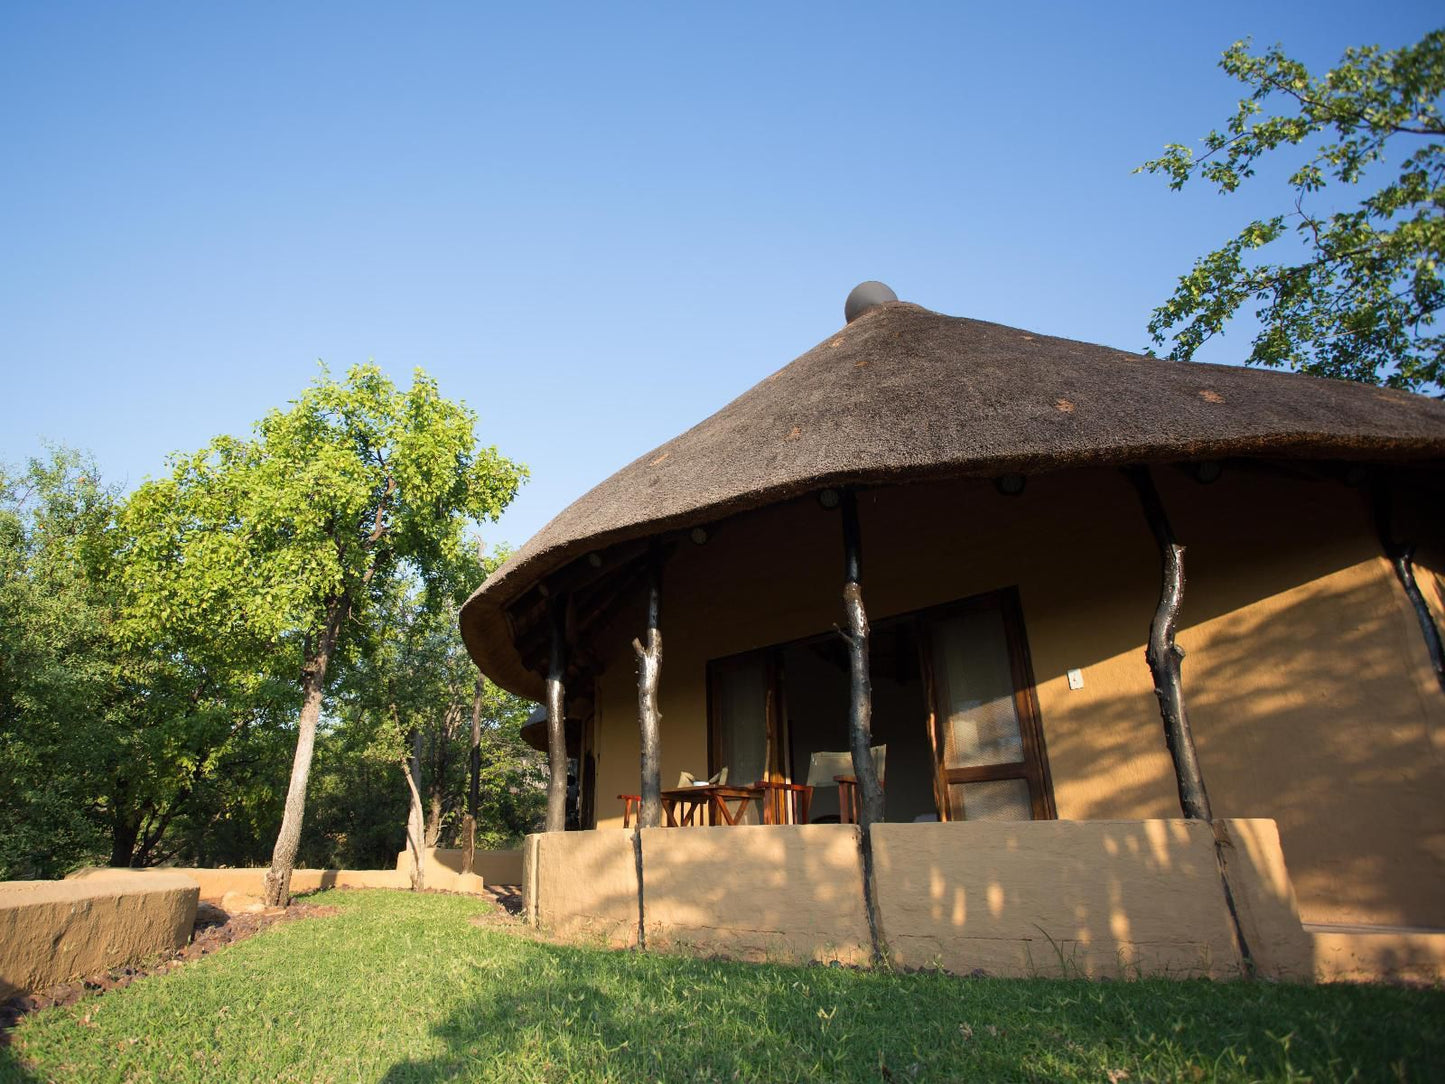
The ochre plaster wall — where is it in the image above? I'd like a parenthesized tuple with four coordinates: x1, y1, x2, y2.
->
(393, 847, 524, 887)
(0, 872, 199, 998)
(1310, 927, 1445, 983)
(872, 820, 1240, 978)
(641, 824, 871, 964)
(584, 467, 1445, 928)
(530, 830, 640, 946)
(523, 818, 1322, 979)
(69, 866, 413, 900)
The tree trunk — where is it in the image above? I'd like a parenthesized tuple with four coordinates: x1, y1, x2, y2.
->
(840, 492, 884, 828)
(465, 678, 483, 874)
(545, 596, 569, 832)
(263, 592, 349, 907)
(109, 808, 141, 869)
(1124, 466, 1253, 972)
(402, 728, 426, 892)
(425, 790, 443, 848)
(633, 560, 663, 829)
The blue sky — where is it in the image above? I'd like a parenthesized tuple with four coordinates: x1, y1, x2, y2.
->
(2, 2, 1438, 552)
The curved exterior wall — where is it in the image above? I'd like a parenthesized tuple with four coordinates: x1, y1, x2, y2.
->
(580, 464, 1445, 929)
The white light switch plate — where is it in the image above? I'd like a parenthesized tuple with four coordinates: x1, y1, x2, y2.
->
(1067, 668, 1084, 690)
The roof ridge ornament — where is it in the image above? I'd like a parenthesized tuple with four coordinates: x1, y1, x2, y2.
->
(844, 281, 898, 324)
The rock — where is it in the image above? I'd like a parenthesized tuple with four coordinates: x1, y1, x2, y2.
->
(454, 872, 486, 896)
(195, 901, 230, 928)
(219, 891, 266, 915)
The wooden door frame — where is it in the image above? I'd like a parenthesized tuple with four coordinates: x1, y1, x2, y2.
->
(914, 586, 1056, 821)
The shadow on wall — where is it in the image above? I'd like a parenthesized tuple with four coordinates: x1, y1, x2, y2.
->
(521, 818, 1311, 981)
(1044, 566, 1445, 929)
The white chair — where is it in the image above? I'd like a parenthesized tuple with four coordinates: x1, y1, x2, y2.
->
(806, 745, 886, 823)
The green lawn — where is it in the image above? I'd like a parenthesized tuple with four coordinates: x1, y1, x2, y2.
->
(3, 889, 1441, 1083)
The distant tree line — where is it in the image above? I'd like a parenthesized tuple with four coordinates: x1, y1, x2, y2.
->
(0, 366, 542, 888)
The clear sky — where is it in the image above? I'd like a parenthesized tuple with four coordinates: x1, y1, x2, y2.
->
(2, 2, 1438, 553)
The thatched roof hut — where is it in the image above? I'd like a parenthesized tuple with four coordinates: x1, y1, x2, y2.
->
(464, 287, 1445, 977)
(462, 298, 1445, 700)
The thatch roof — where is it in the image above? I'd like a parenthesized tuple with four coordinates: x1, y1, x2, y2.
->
(463, 300, 1445, 698)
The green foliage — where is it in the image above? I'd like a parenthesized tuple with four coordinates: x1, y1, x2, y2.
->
(118, 364, 525, 880)
(1140, 32, 1445, 393)
(0, 449, 116, 876)
(3, 365, 528, 880)
(0, 448, 296, 877)
(8, 889, 1445, 1082)
(120, 363, 524, 656)
(329, 576, 543, 865)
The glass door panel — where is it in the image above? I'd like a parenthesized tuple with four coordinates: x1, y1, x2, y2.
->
(711, 653, 770, 824)
(929, 607, 1023, 769)
(949, 778, 1033, 821)
(924, 590, 1051, 822)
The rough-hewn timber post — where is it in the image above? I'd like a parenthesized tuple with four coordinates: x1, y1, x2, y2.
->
(544, 594, 568, 833)
(1125, 465, 1253, 974)
(841, 490, 885, 827)
(839, 489, 885, 965)
(1123, 466, 1211, 821)
(632, 555, 664, 829)
(1373, 479, 1445, 694)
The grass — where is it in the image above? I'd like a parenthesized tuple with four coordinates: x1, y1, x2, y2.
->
(3, 890, 1442, 1083)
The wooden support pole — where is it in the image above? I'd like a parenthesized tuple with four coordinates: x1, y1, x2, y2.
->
(1125, 465, 1255, 975)
(840, 490, 885, 828)
(544, 595, 568, 833)
(838, 489, 885, 965)
(1124, 466, 1212, 822)
(632, 555, 664, 829)
(1373, 480, 1445, 695)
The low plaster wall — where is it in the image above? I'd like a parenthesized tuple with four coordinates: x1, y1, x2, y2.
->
(1, 872, 199, 998)
(872, 819, 1312, 979)
(70, 866, 411, 902)
(393, 847, 524, 889)
(643, 825, 872, 964)
(1309, 926, 1445, 983)
(529, 830, 640, 946)
(525, 818, 1330, 980)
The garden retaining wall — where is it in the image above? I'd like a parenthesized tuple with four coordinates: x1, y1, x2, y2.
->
(0, 872, 198, 999)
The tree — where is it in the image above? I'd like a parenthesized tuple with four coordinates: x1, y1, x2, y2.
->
(0, 449, 115, 877)
(122, 365, 524, 905)
(332, 571, 543, 881)
(0, 448, 282, 876)
(1139, 31, 1444, 394)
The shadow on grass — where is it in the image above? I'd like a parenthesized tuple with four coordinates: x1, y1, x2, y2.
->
(377, 938, 1445, 1084)
(0, 1041, 45, 1083)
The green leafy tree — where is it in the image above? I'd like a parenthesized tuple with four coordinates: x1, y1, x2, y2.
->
(330, 573, 543, 879)
(122, 365, 524, 904)
(0, 450, 115, 876)
(0, 448, 279, 876)
(1140, 31, 1444, 393)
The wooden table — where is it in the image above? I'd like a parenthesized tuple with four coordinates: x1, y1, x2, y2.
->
(660, 785, 761, 827)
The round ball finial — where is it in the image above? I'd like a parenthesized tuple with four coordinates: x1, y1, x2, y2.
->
(844, 281, 898, 323)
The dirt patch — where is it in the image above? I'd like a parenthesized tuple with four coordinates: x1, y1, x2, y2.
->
(483, 884, 523, 915)
(0, 900, 337, 1040)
